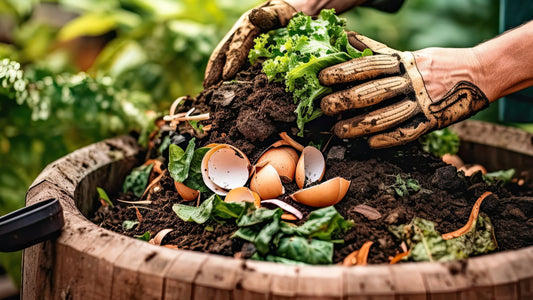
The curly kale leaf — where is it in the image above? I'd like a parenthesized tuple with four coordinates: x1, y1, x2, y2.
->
(249, 9, 372, 136)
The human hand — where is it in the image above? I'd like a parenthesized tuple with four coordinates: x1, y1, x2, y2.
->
(319, 32, 490, 148)
(203, 0, 297, 88)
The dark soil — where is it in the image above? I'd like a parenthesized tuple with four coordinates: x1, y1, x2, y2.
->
(92, 63, 533, 264)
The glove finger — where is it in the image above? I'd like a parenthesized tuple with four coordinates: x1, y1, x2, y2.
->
(346, 31, 396, 54)
(368, 119, 430, 148)
(222, 18, 261, 81)
(332, 99, 420, 139)
(204, 31, 233, 88)
(321, 76, 410, 116)
(319, 55, 401, 86)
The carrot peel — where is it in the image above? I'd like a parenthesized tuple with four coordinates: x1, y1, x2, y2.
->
(441, 191, 492, 240)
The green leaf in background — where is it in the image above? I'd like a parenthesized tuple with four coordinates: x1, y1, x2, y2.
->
(122, 163, 153, 197)
(168, 138, 195, 182)
(275, 236, 333, 264)
(483, 169, 515, 185)
(122, 220, 139, 230)
(96, 187, 114, 207)
(57, 13, 119, 41)
(420, 128, 460, 157)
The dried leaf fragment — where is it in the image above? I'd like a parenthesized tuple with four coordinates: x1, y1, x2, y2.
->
(342, 241, 374, 266)
(353, 204, 381, 220)
(149, 228, 174, 246)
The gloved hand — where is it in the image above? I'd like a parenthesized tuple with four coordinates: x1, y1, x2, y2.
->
(319, 32, 490, 148)
(203, 0, 297, 88)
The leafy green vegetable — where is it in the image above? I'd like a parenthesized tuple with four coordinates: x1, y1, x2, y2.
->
(386, 174, 420, 197)
(96, 187, 114, 207)
(249, 9, 372, 135)
(168, 139, 196, 182)
(280, 206, 354, 240)
(275, 237, 333, 264)
(168, 138, 210, 193)
(173, 194, 217, 224)
(135, 231, 152, 242)
(420, 128, 460, 157)
(483, 168, 515, 185)
(389, 215, 497, 262)
(122, 163, 153, 197)
(122, 220, 139, 230)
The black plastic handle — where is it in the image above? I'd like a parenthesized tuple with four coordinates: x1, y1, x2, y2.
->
(0, 198, 64, 252)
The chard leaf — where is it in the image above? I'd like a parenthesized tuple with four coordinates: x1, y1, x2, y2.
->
(122, 163, 153, 197)
(275, 236, 333, 264)
(172, 194, 217, 224)
(168, 138, 196, 182)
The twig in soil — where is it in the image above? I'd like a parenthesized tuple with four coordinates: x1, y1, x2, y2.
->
(342, 241, 374, 266)
(118, 199, 153, 205)
(169, 96, 186, 116)
(140, 170, 166, 200)
(441, 191, 493, 240)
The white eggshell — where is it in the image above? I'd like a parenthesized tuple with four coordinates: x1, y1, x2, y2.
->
(295, 146, 325, 189)
(207, 146, 251, 190)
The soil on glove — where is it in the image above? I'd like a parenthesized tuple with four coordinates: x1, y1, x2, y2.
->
(92, 63, 533, 264)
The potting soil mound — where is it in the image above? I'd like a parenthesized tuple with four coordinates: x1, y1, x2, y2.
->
(92, 63, 533, 264)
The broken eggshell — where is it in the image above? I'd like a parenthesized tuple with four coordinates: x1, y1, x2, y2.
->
(290, 177, 351, 207)
(201, 144, 252, 195)
(225, 187, 261, 207)
(174, 181, 199, 201)
(256, 146, 298, 183)
(250, 164, 285, 200)
(295, 146, 326, 189)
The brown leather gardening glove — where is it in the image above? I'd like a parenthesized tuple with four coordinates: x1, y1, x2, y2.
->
(319, 32, 490, 148)
(203, 0, 297, 88)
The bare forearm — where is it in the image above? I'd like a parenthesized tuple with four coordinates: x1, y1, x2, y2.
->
(474, 21, 533, 102)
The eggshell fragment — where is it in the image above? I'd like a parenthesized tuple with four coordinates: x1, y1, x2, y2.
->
(442, 154, 464, 169)
(201, 144, 252, 195)
(459, 164, 487, 176)
(295, 146, 326, 189)
(225, 187, 261, 207)
(250, 164, 285, 200)
(174, 181, 199, 201)
(256, 147, 298, 183)
(290, 177, 351, 207)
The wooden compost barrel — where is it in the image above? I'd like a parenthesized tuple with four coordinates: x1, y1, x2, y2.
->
(22, 120, 533, 300)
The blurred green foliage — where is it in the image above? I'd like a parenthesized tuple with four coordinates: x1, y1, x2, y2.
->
(0, 0, 499, 289)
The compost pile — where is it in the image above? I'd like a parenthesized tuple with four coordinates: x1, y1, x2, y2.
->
(92, 11, 533, 265)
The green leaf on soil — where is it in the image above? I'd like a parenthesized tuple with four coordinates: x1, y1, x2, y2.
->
(168, 138, 196, 182)
(280, 206, 354, 240)
(420, 128, 460, 157)
(97, 187, 114, 207)
(122, 163, 153, 197)
(389, 215, 497, 262)
(122, 220, 139, 230)
(135, 231, 151, 241)
(275, 236, 333, 264)
(483, 168, 515, 185)
(172, 193, 217, 224)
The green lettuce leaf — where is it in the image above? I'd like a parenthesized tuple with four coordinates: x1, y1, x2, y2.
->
(168, 138, 196, 182)
(281, 206, 354, 240)
(249, 9, 372, 135)
(172, 194, 217, 224)
(275, 236, 333, 264)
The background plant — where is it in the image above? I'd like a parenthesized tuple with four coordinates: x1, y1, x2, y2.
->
(0, 0, 499, 289)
